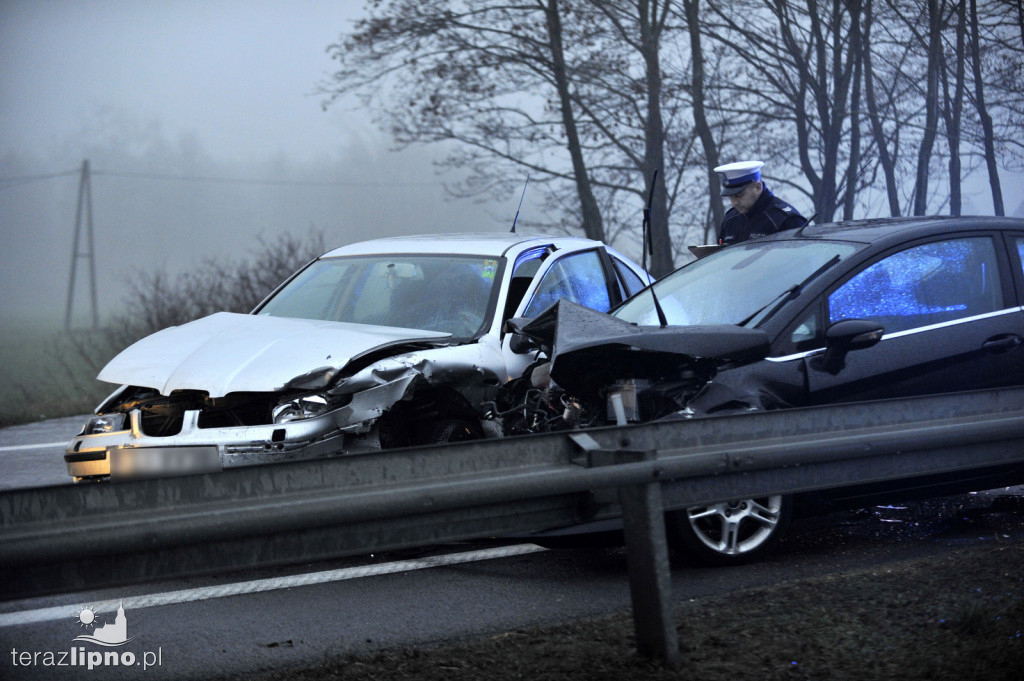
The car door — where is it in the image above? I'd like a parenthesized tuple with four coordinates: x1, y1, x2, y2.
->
(500, 247, 624, 382)
(519, 248, 618, 318)
(799, 234, 1024, 404)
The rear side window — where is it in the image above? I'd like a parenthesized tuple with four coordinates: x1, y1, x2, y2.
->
(524, 250, 612, 317)
(612, 256, 648, 298)
(829, 237, 1003, 334)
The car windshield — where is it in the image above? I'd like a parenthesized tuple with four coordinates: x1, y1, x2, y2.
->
(256, 254, 502, 337)
(615, 240, 860, 327)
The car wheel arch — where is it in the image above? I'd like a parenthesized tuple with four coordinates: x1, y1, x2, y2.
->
(378, 382, 485, 448)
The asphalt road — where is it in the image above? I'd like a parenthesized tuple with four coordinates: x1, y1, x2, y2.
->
(2, 418, 1022, 680)
(0, 415, 86, 489)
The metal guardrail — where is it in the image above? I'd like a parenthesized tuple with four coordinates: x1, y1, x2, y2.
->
(2, 387, 1024, 663)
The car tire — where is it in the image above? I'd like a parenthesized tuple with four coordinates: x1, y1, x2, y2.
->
(664, 495, 792, 566)
(424, 418, 483, 445)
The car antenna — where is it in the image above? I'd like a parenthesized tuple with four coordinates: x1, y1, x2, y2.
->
(642, 169, 669, 327)
(510, 174, 530, 233)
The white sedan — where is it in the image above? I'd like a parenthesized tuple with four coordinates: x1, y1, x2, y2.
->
(65, 232, 649, 481)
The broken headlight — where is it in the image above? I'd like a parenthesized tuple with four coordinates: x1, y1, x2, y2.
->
(81, 413, 128, 435)
(272, 394, 332, 423)
(283, 367, 339, 391)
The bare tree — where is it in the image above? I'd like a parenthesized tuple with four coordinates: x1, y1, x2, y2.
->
(681, 0, 724, 236)
(940, 0, 968, 216)
(321, 1, 715, 274)
(543, 0, 606, 240)
(843, 3, 866, 221)
(322, 1, 610, 241)
(118, 231, 325, 335)
(703, 0, 867, 222)
(862, 0, 907, 216)
(969, 0, 1005, 215)
(316, 0, 1020, 275)
(912, 0, 944, 216)
(583, 0, 674, 274)
(864, 0, 1020, 217)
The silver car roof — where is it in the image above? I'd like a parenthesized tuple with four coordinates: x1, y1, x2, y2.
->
(319, 232, 608, 259)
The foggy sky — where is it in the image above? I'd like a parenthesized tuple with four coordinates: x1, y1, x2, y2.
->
(0, 0, 505, 329)
(2, 1, 1021, 331)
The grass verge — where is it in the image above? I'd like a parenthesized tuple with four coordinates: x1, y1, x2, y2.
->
(0, 323, 114, 427)
(245, 541, 1023, 681)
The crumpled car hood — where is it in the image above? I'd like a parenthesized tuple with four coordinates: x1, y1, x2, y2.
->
(510, 300, 770, 394)
(98, 312, 452, 397)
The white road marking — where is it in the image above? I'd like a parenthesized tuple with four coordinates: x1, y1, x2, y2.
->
(0, 544, 548, 628)
(0, 442, 66, 452)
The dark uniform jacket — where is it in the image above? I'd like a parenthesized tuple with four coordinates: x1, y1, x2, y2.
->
(718, 185, 806, 246)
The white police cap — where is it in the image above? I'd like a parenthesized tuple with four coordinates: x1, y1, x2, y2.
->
(713, 160, 764, 196)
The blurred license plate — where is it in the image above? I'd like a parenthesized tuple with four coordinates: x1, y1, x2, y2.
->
(110, 446, 221, 480)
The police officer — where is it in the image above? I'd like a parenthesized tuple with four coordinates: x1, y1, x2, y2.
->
(714, 160, 806, 246)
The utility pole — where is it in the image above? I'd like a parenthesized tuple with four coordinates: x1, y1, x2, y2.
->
(65, 159, 99, 329)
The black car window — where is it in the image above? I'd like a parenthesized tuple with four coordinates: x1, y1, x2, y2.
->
(790, 307, 820, 347)
(523, 250, 612, 317)
(828, 237, 1003, 335)
(502, 247, 549, 323)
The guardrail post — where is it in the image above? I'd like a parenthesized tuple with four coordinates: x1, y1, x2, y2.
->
(617, 449, 680, 666)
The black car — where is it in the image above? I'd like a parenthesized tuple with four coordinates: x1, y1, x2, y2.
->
(501, 216, 1024, 564)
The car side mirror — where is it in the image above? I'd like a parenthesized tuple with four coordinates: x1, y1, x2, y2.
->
(509, 332, 539, 355)
(817, 319, 885, 375)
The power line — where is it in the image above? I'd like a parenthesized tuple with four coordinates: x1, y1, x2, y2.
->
(0, 167, 440, 189)
(91, 169, 437, 187)
(0, 169, 78, 189)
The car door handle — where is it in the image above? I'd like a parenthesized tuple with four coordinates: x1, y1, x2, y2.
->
(982, 334, 1023, 354)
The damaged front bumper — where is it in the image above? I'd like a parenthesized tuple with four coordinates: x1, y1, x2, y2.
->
(65, 375, 417, 481)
